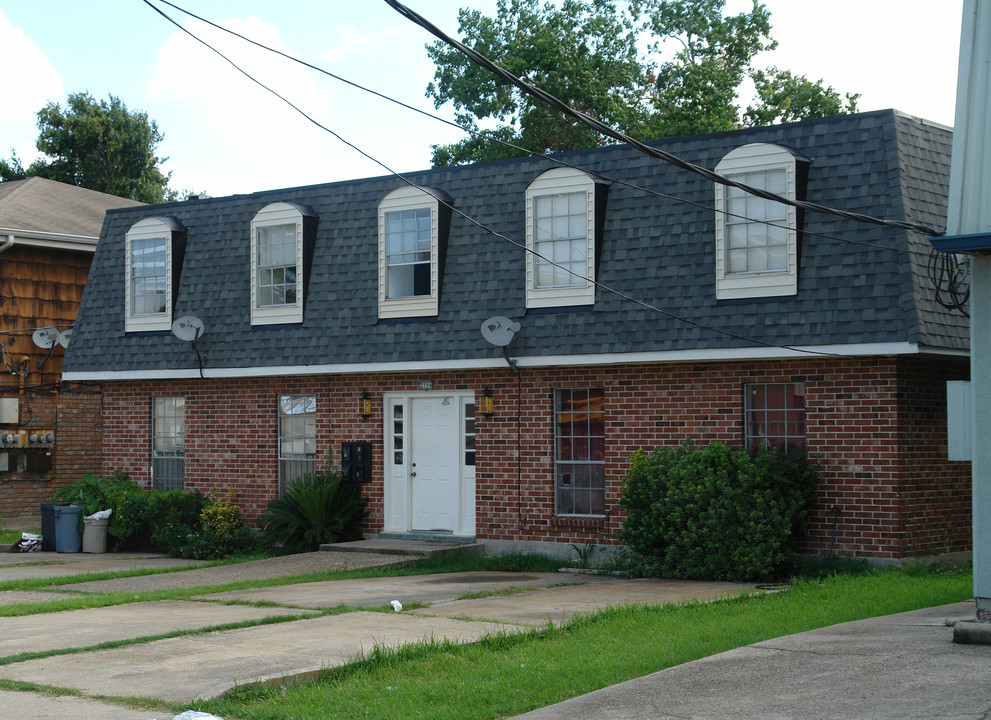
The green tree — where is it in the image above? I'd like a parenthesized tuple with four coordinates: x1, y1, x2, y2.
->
(426, 0, 649, 166)
(426, 0, 859, 166)
(744, 67, 860, 126)
(0, 151, 28, 182)
(1, 92, 175, 203)
(635, 0, 776, 137)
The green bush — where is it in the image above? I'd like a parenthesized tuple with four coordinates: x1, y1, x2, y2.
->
(53, 470, 139, 535)
(54, 472, 255, 557)
(619, 441, 816, 582)
(111, 491, 159, 550)
(261, 470, 366, 553)
(147, 490, 209, 552)
(158, 491, 253, 560)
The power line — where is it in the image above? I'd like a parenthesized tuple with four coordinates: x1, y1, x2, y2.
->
(141, 0, 845, 357)
(149, 0, 907, 256)
(384, 0, 945, 239)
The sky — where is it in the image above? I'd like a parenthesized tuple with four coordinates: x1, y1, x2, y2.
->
(0, 1, 966, 198)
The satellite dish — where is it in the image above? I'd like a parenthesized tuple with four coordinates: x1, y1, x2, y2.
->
(480, 316, 520, 347)
(31, 327, 60, 349)
(57, 329, 73, 349)
(171, 316, 205, 342)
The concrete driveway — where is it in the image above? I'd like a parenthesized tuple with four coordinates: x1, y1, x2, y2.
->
(0, 549, 747, 714)
(1, 547, 987, 720)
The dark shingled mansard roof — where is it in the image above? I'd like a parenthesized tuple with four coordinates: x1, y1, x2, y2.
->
(63, 109, 966, 377)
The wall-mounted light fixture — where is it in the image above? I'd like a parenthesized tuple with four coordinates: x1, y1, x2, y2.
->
(359, 390, 372, 419)
(480, 387, 494, 417)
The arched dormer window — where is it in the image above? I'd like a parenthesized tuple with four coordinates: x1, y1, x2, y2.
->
(250, 202, 316, 326)
(377, 186, 451, 319)
(125, 216, 185, 332)
(714, 143, 807, 300)
(525, 167, 605, 309)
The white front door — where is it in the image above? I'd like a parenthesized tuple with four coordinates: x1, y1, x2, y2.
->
(409, 396, 460, 532)
(384, 393, 475, 536)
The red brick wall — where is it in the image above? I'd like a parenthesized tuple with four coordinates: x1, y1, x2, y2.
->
(97, 354, 970, 560)
(0, 386, 103, 518)
(896, 356, 972, 557)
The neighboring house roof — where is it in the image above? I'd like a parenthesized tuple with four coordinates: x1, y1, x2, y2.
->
(0, 176, 143, 252)
(63, 109, 967, 380)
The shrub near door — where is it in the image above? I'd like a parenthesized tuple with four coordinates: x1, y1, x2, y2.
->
(620, 442, 817, 582)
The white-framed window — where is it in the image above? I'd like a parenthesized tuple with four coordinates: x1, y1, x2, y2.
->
(554, 387, 605, 516)
(378, 186, 449, 319)
(745, 382, 806, 453)
(152, 396, 185, 491)
(125, 217, 177, 332)
(714, 143, 801, 300)
(526, 167, 599, 308)
(251, 203, 305, 326)
(278, 393, 316, 496)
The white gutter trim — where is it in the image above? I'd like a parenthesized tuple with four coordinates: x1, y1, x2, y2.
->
(0, 227, 98, 253)
(63, 341, 966, 382)
(0, 235, 13, 254)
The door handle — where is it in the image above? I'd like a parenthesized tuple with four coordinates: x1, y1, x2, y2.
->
(411, 471, 416, 477)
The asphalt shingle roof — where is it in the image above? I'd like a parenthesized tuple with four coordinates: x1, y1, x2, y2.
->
(0, 177, 143, 238)
(63, 109, 965, 376)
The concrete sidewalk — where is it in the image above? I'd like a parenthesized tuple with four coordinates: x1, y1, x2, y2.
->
(508, 602, 991, 720)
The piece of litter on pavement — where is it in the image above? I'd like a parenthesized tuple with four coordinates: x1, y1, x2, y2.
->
(172, 711, 224, 720)
(391, 600, 403, 612)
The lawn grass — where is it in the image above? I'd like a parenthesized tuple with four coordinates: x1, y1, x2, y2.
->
(192, 568, 973, 720)
(0, 530, 24, 544)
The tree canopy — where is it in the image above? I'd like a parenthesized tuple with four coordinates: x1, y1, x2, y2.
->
(0, 92, 176, 203)
(426, 0, 859, 166)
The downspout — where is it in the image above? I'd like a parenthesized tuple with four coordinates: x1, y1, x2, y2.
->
(0, 235, 14, 255)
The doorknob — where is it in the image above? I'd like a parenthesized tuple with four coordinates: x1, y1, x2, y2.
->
(411, 472, 416, 477)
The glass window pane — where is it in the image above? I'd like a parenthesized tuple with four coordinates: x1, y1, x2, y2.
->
(554, 388, 604, 516)
(723, 170, 791, 276)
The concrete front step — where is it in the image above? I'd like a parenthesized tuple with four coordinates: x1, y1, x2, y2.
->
(321, 536, 484, 558)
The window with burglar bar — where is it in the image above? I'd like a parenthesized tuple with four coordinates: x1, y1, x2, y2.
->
(278, 394, 316, 497)
(152, 396, 185, 491)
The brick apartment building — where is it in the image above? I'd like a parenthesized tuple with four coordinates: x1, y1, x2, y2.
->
(63, 110, 970, 561)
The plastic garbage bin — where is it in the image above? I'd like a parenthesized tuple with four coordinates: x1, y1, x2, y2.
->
(53, 504, 83, 553)
(40, 502, 68, 552)
(82, 515, 109, 553)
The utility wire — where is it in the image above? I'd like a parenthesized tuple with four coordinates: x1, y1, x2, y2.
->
(384, 0, 945, 239)
(141, 0, 843, 357)
(150, 0, 908, 256)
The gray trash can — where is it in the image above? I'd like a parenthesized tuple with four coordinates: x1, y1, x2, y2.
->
(82, 515, 109, 553)
(41, 502, 68, 552)
(53, 504, 83, 553)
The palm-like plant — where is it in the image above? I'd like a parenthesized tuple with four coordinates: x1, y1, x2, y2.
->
(260, 470, 366, 553)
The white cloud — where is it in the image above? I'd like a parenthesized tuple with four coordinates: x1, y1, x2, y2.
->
(0, 10, 62, 122)
(148, 15, 333, 191)
(323, 26, 400, 63)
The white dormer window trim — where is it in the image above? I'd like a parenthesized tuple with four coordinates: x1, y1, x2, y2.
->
(714, 143, 799, 300)
(251, 202, 304, 326)
(378, 187, 442, 319)
(125, 217, 173, 333)
(526, 167, 597, 309)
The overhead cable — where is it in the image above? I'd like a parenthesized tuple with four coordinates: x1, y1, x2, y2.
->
(150, 0, 905, 255)
(383, 0, 944, 238)
(141, 0, 841, 357)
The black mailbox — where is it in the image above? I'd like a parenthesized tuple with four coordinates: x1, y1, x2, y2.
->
(341, 441, 372, 482)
